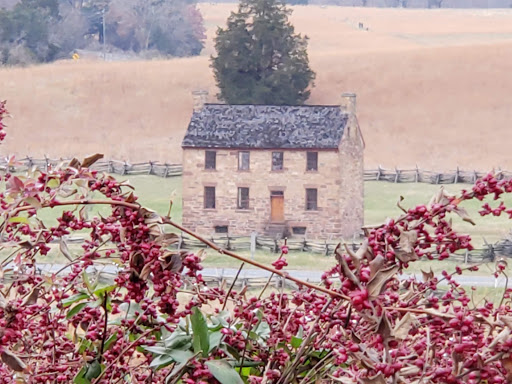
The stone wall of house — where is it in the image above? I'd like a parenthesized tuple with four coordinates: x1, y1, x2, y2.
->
(182, 140, 364, 239)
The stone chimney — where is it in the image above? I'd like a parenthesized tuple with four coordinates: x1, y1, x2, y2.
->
(340, 92, 357, 115)
(192, 90, 209, 112)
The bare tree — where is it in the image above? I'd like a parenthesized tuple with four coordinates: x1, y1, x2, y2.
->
(105, 0, 204, 55)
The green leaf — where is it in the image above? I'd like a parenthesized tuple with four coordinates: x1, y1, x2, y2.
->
(24, 197, 41, 209)
(104, 333, 118, 351)
(224, 344, 241, 360)
(144, 346, 169, 355)
(240, 366, 252, 377)
(150, 349, 195, 369)
(84, 360, 102, 380)
(66, 302, 88, 319)
(8, 216, 28, 224)
(169, 350, 194, 364)
(291, 336, 302, 348)
(93, 284, 116, 298)
(191, 307, 209, 357)
(150, 354, 175, 369)
(62, 292, 90, 307)
(82, 270, 96, 292)
(163, 333, 192, 350)
(165, 361, 186, 384)
(209, 331, 223, 353)
(254, 321, 270, 339)
(78, 339, 92, 354)
(87, 298, 103, 309)
(205, 360, 244, 384)
(47, 178, 60, 189)
(291, 326, 304, 348)
(73, 366, 90, 384)
(234, 359, 263, 368)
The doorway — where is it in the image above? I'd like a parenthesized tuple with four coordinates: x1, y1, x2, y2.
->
(270, 191, 284, 222)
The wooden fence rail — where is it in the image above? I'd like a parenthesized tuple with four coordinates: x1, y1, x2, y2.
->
(0, 156, 507, 184)
(177, 233, 502, 263)
(364, 166, 512, 184)
(0, 157, 183, 178)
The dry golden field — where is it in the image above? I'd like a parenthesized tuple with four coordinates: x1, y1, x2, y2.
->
(2, 5, 512, 170)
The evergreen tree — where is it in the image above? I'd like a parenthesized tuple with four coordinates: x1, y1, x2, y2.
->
(211, 0, 315, 105)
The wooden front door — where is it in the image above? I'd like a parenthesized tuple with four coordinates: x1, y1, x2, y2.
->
(270, 193, 284, 222)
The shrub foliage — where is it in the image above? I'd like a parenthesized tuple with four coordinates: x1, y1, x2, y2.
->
(2, 101, 512, 383)
(0, 0, 205, 65)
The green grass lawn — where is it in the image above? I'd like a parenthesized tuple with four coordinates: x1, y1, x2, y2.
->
(364, 181, 512, 246)
(24, 175, 512, 276)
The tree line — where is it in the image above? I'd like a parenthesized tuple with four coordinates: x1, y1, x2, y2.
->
(0, 0, 205, 65)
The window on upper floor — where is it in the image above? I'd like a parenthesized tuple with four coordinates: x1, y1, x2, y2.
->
(307, 151, 318, 171)
(204, 186, 216, 209)
(272, 151, 283, 171)
(238, 151, 250, 170)
(237, 187, 250, 209)
(205, 150, 216, 170)
(306, 188, 318, 211)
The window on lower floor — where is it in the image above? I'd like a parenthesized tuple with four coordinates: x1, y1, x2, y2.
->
(214, 225, 228, 234)
(306, 188, 318, 211)
(292, 226, 307, 235)
(204, 186, 216, 209)
(237, 187, 250, 209)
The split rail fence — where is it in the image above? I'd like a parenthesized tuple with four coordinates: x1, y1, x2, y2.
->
(0, 156, 509, 185)
(177, 233, 502, 264)
(0, 157, 183, 178)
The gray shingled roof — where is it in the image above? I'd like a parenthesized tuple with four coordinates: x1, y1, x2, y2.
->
(182, 104, 349, 149)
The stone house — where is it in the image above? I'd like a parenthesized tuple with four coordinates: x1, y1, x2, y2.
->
(181, 93, 364, 239)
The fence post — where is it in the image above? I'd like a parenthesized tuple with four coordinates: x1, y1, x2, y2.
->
(465, 249, 468, 264)
(178, 233, 184, 249)
(415, 165, 419, 183)
(394, 167, 400, 183)
(435, 173, 440, 185)
(473, 170, 477, 183)
(250, 232, 257, 260)
(44, 155, 49, 172)
(164, 163, 169, 178)
(454, 167, 459, 184)
(324, 240, 329, 256)
(148, 161, 154, 175)
(226, 234, 231, 250)
(376, 165, 382, 181)
(123, 162, 129, 175)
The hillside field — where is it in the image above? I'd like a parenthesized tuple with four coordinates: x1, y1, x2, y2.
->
(2, 5, 512, 170)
